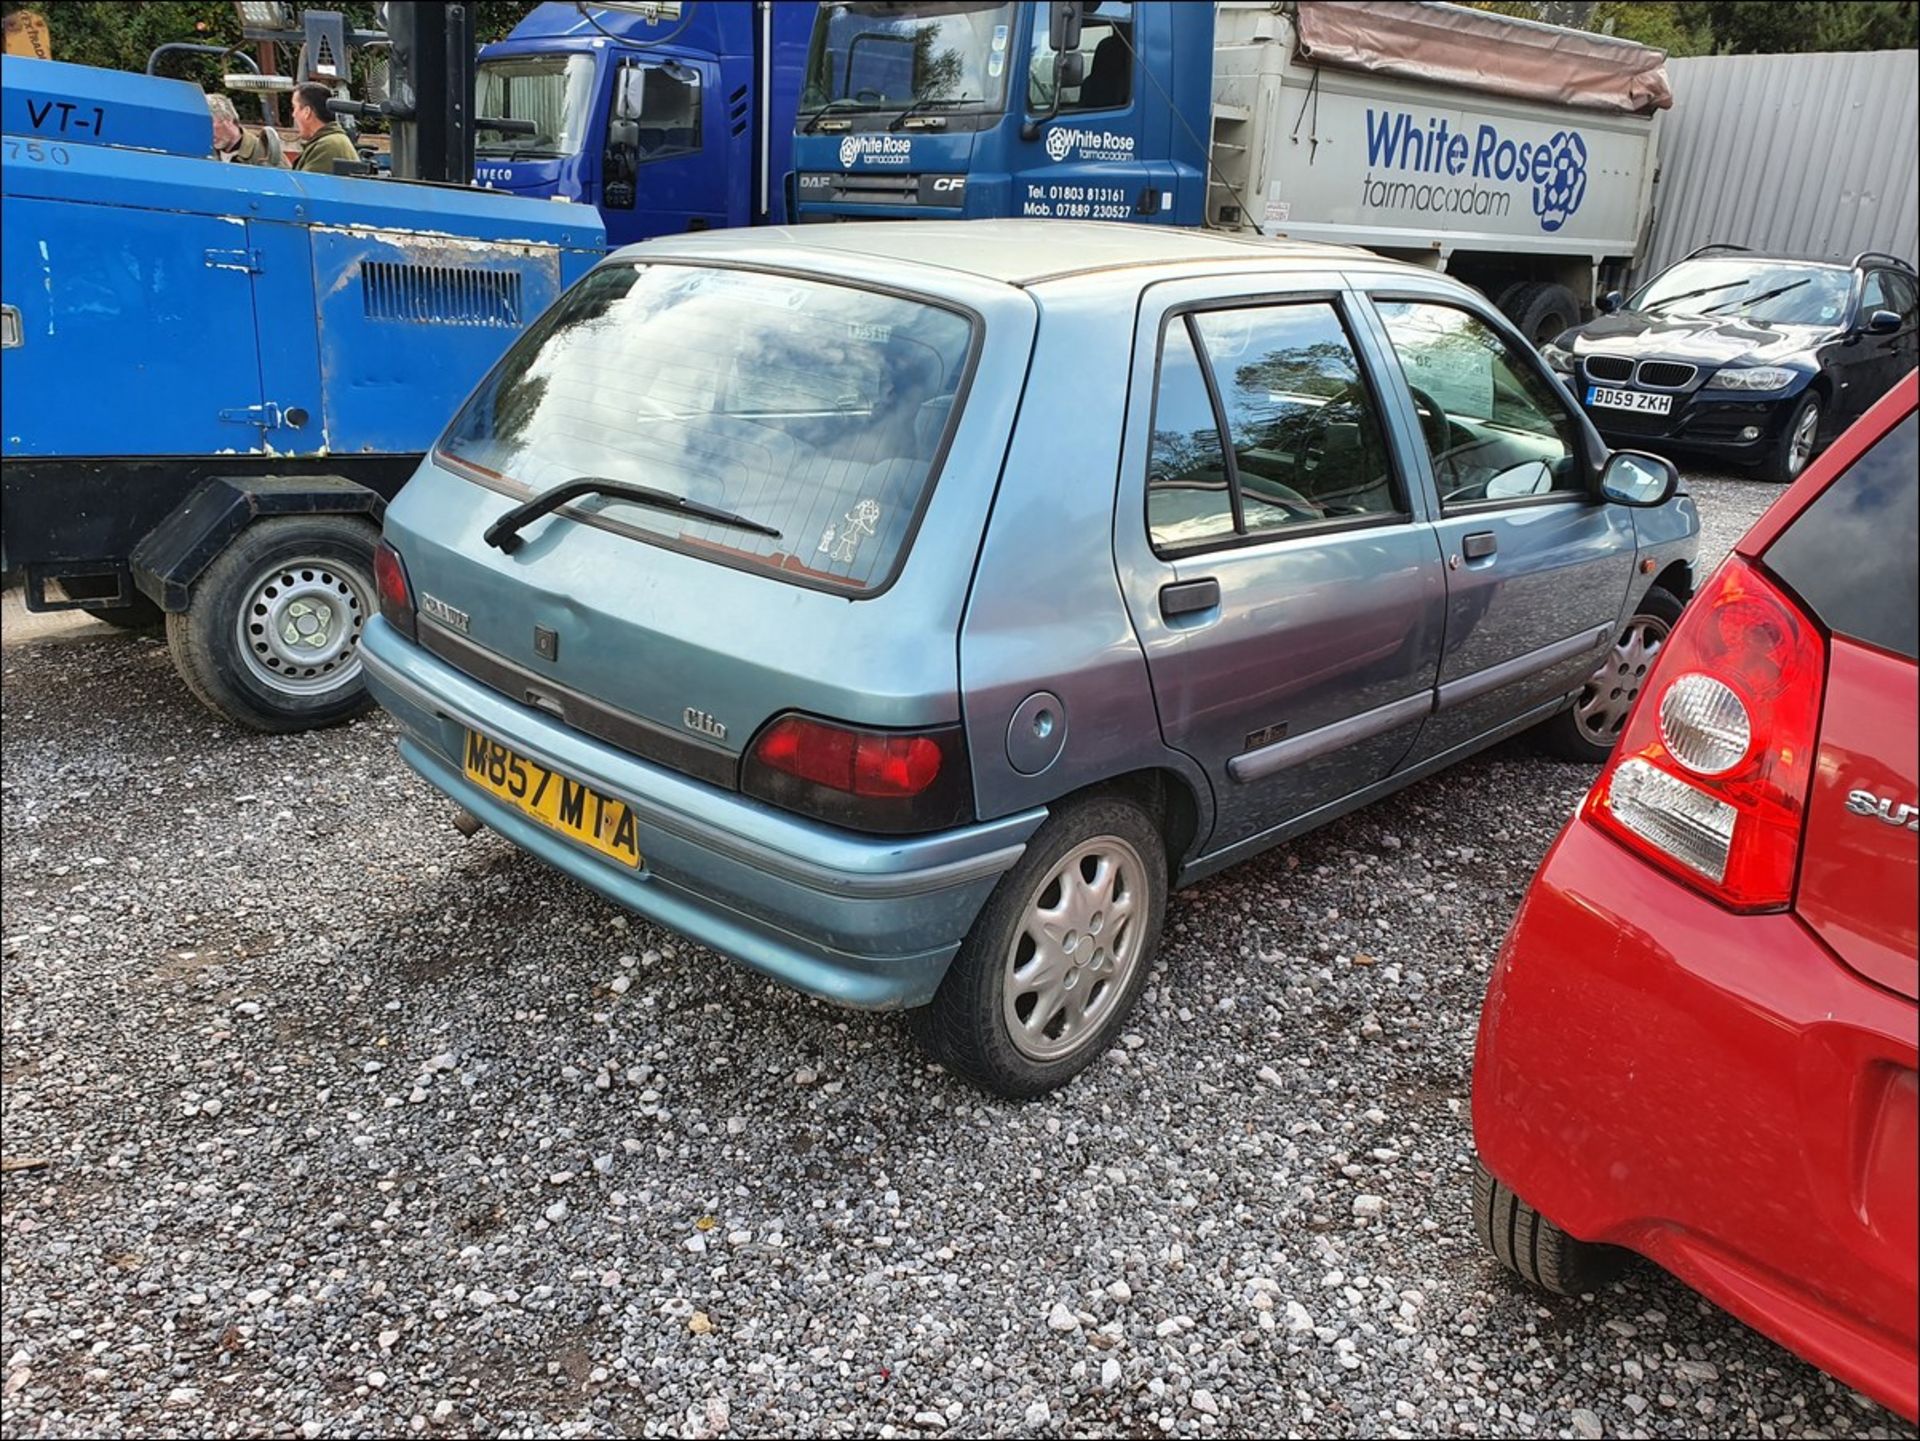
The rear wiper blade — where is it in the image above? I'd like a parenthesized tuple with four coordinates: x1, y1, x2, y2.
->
(484, 477, 781, 554)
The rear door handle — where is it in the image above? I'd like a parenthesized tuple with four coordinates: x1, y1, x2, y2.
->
(1160, 578, 1220, 620)
(1462, 531, 1498, 561)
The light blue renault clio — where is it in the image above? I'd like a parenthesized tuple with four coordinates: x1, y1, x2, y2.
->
(362, 221, 1698, 1097)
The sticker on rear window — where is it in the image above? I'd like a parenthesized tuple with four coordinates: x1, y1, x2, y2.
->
(820, 498, 882, 565)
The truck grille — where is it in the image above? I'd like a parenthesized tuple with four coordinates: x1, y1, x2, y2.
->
(1584, 355, 1634, 382)
(796, 172, 921, 205)
(1636, 361, 1698, 389)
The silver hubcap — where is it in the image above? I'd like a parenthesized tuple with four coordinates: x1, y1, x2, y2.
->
(1002, 835, 1146, 1062)
(1574, 614, 1671, 743)
(235, 557, 372, 696)
(1788, 402, 1819, 476)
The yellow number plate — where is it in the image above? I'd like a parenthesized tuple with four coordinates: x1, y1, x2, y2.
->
(463, 730, 641, 868)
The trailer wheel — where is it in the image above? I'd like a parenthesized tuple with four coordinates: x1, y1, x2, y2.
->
(165, 515, 380, 733)
(1502, 282, 1582, 347)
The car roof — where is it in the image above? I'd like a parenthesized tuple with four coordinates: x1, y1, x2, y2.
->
(616, 220, 1373, 289)
(1672, 252, 1903, 272)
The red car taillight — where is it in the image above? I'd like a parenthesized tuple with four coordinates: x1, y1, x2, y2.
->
(373, 540, 417, 641)
(742, 714, 973, 835)
(1585, 555, 1824, 910)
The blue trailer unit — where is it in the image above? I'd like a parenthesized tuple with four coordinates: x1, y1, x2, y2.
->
(790, 1, 1209, 225)
(1, 55, 603, 731)
(473, 1, 814, 247)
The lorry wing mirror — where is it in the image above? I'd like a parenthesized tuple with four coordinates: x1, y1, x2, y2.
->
(1057, 50, 1085, 91)
(616, 66, 646, 122)
(1049, 1, 1084, 55)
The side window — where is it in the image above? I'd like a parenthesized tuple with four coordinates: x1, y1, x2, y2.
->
(1029, 1, 1133, 114)
(1147, 320, 1235, 551)
(622, 62, 702, 161)
(1863, 270, 1916, 323)
(1147, 301, 1399, 553)
(1373, 300, 1584, 508)
(1887, 273, 1918, 322)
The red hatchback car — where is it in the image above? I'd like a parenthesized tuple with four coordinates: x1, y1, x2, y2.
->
(1472, 371, 1919, 1423)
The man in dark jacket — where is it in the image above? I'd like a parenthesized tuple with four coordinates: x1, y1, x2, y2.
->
(291, 81, 359, 175)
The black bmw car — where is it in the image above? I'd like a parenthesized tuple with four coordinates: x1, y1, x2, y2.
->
(1544, 246, 1918, 481)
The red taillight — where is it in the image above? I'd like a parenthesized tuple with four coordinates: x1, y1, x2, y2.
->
(742, 714, 973, 834)
(754, 715, 943, 797)
(1585, 556, 1824, 910)
(373, 540, 416, 640)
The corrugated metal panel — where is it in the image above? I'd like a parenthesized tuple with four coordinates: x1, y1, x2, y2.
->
(1640, 49, 1919, 279)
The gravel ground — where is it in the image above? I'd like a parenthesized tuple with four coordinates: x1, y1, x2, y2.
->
(3, 473, 1912, 1441)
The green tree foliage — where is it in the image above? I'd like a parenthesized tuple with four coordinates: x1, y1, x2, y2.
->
(1460, 0, 1916, 53)
(0, 1, 539, 82)
(1680, 1, 1919, 53)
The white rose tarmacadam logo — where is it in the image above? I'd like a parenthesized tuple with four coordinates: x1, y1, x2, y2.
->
(835, 133, 912, 168)
(1043, 126, 1135, 163)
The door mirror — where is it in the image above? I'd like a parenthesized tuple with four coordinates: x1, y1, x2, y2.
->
(1598, 290, 1624, 315)
(1864, 308, 1902, 335)
(615, 65, 644, 121)
(1599, 450, 1678, 508)
(1057, 49, 1085, 92)
(1049, 1, 1084, 55)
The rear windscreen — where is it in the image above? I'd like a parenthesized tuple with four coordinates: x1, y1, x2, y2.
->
(438, 263, 977, 592)
(1765, 412, 1918, 660)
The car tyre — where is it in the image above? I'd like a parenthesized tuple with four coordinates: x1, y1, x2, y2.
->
(912, 794, 1168, 1099)
(1502, 281, 1582, 347)
(165, 515, 380, 733)
(1762, 391, 1822, 483)
(82, 595, 165, 632)
(1474, 1160, 1625, 1296)
(1537, 584, 1684, 762)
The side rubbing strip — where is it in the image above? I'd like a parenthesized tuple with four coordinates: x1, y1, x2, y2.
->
(1435, 624, 1612, 713)
(1227, 692, 1432, 784)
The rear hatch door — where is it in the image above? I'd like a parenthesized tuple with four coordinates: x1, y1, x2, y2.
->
(383, 253, 1036, 782)
(1765, 409, 1918, 1000)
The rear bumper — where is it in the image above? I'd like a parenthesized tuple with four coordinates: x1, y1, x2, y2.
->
(361, 617, 1042, 1010)
(1474, 819, 1919, 1422)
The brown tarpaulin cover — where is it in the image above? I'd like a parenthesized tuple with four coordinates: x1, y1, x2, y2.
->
(1293, 0, 1674, 115)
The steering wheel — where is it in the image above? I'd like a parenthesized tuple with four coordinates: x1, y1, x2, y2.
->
(854, 89, 885, 104)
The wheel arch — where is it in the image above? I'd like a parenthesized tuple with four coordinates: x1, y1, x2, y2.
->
(131, 475, 385, 612)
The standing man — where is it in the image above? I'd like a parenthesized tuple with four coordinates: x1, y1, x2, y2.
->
(291, 81, 360, 175)
(205, 93, 286, 167)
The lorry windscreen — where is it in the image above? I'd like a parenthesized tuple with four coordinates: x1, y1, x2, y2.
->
(802, 1, 1014, 118)
(475, 54, 595, 157)
(437, 263, 977, 594)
